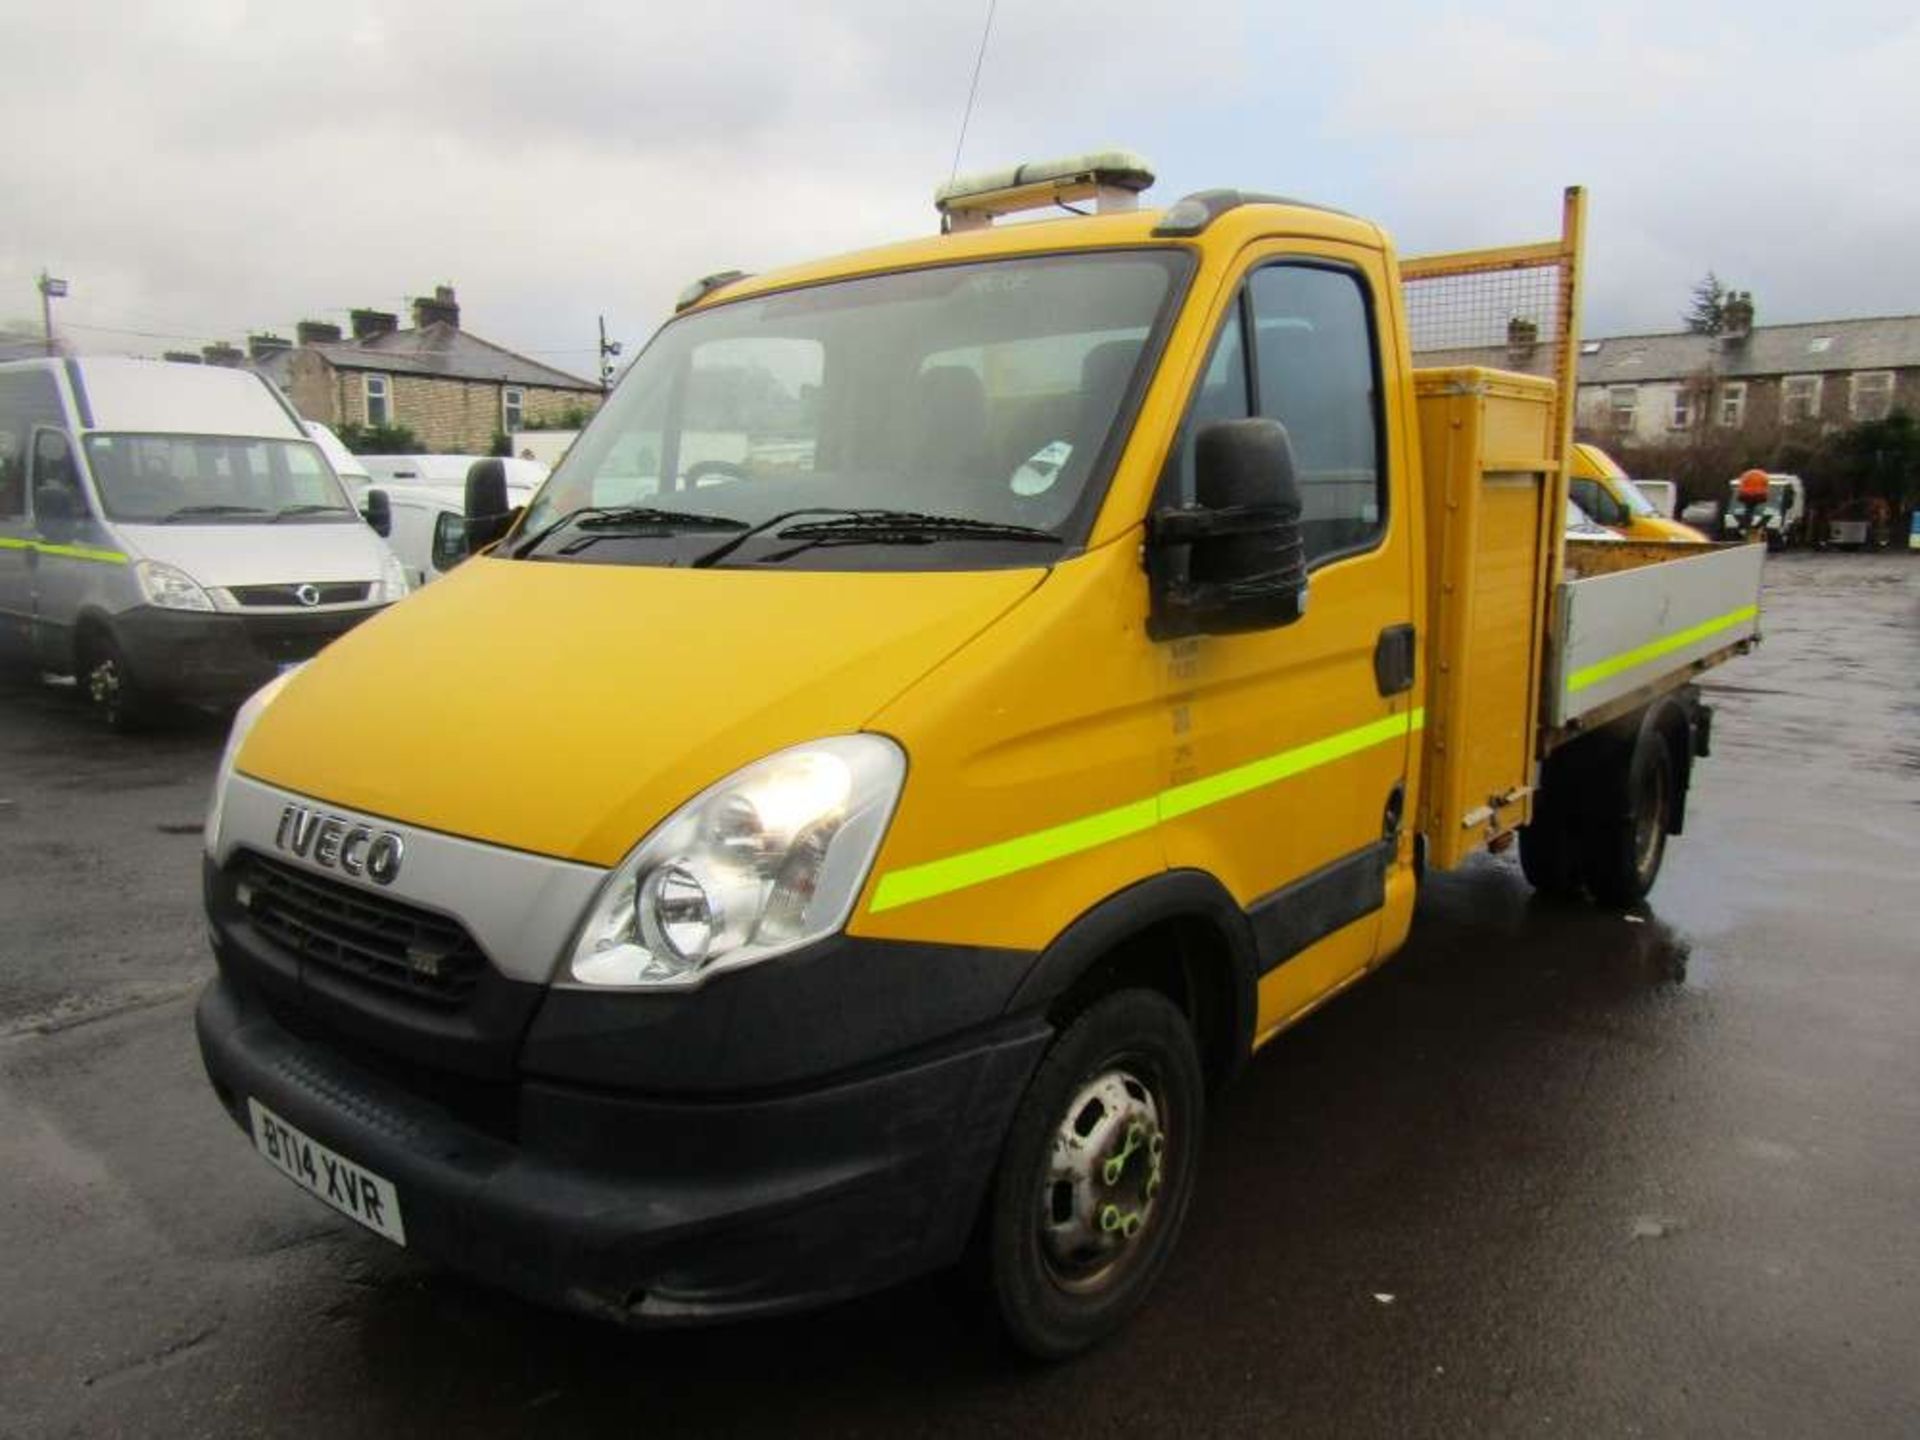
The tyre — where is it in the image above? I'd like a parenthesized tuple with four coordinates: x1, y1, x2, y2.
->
(978, 988, 1204, 1360)
(1518, 790, 1582, 899)
(79, 630, 155, 733)
(1580, 733, 1672, 908)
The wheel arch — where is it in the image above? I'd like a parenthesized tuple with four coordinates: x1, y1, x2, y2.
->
(1006, 870, 1259, 1094)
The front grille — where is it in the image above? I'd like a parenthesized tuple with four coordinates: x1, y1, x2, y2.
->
(229, 581, 372, 608)
(234, 853, 485, 1008)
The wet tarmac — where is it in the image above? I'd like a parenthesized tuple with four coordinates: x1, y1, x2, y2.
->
(2, 551, 1916, 1437)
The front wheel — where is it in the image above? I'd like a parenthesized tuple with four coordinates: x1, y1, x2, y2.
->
(978, 988, 1204, 1360)
(80, 630, 156, 733)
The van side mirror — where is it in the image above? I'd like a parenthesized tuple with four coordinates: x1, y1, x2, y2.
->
(464, 458, 516, 553)
(362, 487, 392, 538)
(1147, 418, 1308, 640)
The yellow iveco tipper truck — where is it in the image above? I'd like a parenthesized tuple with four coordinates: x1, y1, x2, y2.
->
(196, 155, 1764, 1358)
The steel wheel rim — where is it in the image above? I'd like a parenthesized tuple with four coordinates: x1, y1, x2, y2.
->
(88, 655, 122, 718)
(1038, 1064, 1168, 1294)
(1634, 759, 1666, 876)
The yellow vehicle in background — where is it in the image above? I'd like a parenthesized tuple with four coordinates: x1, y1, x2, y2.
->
(196, 157, 1762, 1357)
(1569, 442, 1708, 542)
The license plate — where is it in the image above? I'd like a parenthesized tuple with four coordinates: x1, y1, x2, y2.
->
(248, 1098, 407, 1246)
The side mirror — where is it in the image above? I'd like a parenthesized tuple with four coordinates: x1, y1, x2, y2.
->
(464, 458, 515, 553)
(1147, 418, 1308, 640)
(362, 487, 392, 538)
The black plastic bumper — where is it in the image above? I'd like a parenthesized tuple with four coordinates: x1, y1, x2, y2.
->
(115, 604, 384, 703)
(196, 972, 1051, 1324)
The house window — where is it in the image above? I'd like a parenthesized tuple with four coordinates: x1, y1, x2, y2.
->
(1781, 374, 1822, 424)
(502, 387, 525, 433)
(1718, 382, 1747, 427)
(1670, 388, 1693, 430)
(365, 374, 392, 427)
(1608, 386, 1638, 429)
(1850, 371, 1895, 422)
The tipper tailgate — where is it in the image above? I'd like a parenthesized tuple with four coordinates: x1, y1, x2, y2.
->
(1550, 541, 1764, 728)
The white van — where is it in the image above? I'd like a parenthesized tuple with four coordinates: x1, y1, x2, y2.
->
(0, 358, 408, 727)
(305, 421, 372, 492)
(369, 477, 537, 588)
(358, 454, 549, 491)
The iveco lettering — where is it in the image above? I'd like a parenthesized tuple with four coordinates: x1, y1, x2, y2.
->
(195, 158, 1762, 1357)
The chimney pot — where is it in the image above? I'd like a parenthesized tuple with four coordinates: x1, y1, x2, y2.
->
(350, 308, 399, 342)
(411, 285, 460, 331)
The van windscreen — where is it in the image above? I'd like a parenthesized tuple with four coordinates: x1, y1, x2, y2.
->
(519, 250, 1190, 569)
(82, 434, 356, 523)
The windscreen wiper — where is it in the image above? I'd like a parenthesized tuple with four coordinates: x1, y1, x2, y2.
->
(691, 508, 1060, 568)
(273, 503, 351, 520)
(158, 503, 270, 522)
(514, 505, 747, 559)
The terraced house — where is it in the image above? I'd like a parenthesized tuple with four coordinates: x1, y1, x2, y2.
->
(1570, 311, 1920, 446)
(249, 286, 601, 451)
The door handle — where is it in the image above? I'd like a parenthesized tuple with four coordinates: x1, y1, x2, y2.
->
(1373, 624, 1415, 697)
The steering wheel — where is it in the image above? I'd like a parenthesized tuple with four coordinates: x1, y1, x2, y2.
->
(683, 459, 751, 489)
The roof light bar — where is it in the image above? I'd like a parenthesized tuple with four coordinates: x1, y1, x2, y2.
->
(934, 150, 1155, 232)
(675, 270, 750, 313)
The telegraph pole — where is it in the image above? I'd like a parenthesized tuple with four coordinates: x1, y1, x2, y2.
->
(38, 271, 68, 356)
(598, 314, 622, 393)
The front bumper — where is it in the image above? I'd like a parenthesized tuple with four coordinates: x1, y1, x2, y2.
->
(196, 971, 1050, 1324)
(116, 604, 385, 703)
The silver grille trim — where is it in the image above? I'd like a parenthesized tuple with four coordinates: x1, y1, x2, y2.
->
(212, 774, 604, 984)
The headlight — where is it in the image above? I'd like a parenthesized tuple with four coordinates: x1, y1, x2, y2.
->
(134, 560, 214, 612)
(204, 668, 298, 853)
(375, 548, 410, 602)
(567, 734, 906, 990)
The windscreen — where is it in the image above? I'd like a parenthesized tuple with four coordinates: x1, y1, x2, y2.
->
(83, 434, 355, 523)
(521, 250, 1187, 568)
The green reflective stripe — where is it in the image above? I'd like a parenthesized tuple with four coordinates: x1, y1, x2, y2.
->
(868, 706, 1423, 914)
(1567, 605, 1758, 695)
(1160, 708, 1422, 821)
(35, 541, 127, 565)
(0, 536, 127, 565)
(869, 796, 1159, 914)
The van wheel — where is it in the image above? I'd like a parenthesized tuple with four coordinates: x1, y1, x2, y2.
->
(1518, 791, 1583, 899)
(978, 989, 1203, 1360)
(80, 632, 154, 733)
(1581, 734, 1672, 908)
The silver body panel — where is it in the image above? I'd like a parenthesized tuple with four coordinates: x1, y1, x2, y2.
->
(213, 773, 606, 984)
(1550, 541, 1765, 726)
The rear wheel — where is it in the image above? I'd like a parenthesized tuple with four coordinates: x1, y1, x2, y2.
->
(1581, 733, 1672, 908)
(1518, 790, 1582, 899)
(979, 988, 1204, 1360)
(79, 630, 155, 733)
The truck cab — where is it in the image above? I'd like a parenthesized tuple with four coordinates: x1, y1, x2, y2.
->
(196, 157, 1757, 1356)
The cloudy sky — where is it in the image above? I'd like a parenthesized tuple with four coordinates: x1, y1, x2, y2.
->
(4, 0, 1916, 372)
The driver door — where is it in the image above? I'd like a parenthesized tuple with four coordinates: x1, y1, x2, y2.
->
(1154, 244, 1419, 1040)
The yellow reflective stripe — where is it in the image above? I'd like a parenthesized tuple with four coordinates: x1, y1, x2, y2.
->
(868, 706, 1423, 914)
(0, 536, 127, 565)
(1567, 605, 1758, 695)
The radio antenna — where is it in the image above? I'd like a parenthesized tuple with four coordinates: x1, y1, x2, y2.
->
(947, 0, 999, 187)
